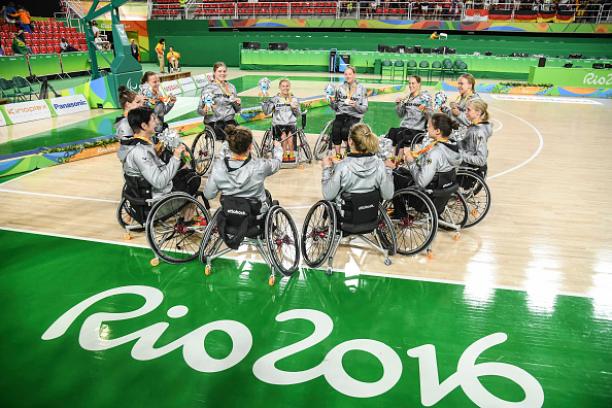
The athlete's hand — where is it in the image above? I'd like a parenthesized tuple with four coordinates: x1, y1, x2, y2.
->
(322, 155, 334, 168)
(234, 97, 241, 105)
(384, 159, 396, 169)
(348, 99, 356, 107)
(273, 141, 282, 148)
(395, 96, 403, 104)
(403, 147, 414, 163)
(173, 144, 185, 159)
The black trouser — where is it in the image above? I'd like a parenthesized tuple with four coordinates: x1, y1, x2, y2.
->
(272, 124, 297, 141)
(172, 168, 201, 196)
(385, 128, 423, 154)
(208, 119, 238, 141)
(331, 114, 360, 146)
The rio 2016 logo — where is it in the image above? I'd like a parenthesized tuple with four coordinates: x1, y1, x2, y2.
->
(583, 72, 612, 86)
(42, 285, 544, 407)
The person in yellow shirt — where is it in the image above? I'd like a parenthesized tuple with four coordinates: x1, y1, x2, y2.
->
(166, 46, 181, 73)
(155, 38, 165, 74)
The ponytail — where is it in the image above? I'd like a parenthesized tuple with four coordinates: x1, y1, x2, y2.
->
(349, 123, 379, 154)
(225, 125, 253, 155)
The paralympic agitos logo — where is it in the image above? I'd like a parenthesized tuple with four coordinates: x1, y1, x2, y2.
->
(42, 285, 544, 406)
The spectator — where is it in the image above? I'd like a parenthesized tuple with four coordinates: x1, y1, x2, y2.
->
(0, 46, 4, 56)
(91, 20, 100, 38)
(155, 38, 166, 74)
(130, 39, 140, 61)
(60, 38, 77, 52)
(166, 46, 181, 72)
(94, 35, 103, 50)
(10, 5, 32, 33)
(11, 32, 30, 55)
(1, 2, 17, 24)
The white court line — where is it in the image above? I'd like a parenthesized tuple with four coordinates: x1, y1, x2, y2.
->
(491, 117, 503, 133)
(487, 106, 544, 181)
(0, 225, 591, 299)
(0, 188, 119, 204)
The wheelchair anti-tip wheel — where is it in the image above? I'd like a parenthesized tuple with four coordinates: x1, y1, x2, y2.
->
(191, 126, 215, 176)
(146, 192, 211, 264)
(384, 188, 438, 256)
(457, 170, 491, 228)
(265, 206, 300, 276)
(375, 204, 398, 257)
(313, 120, 333, 161)
(438, 191, 469, 231)
(301, 200, 337, 268)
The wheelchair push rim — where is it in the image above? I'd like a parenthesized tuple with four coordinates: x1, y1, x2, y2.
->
(457, 170, 491, 228)
(191, 127, 215, 176)
(313, 120, 333, 161)
(146, 192, 211, 264)
(384, 188, 438, 256)
(375, 204, 398, 256)
(265, 206, 300, 276)
(301, 200, 337, 268)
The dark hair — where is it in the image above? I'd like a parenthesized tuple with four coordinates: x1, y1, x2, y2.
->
(118, 86, 137, 109)
(408, 75, 422, 83)
(225, 125, 253, 155)
(141, 71, 157, 85)
(430, 113, 459, 138)
(159, 38, 165, 44)
(128, 107, 155, 133)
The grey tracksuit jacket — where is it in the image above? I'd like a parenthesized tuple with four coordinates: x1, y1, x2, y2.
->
(115, 116, 133, 163)
(450, 92, 481, 127)
(322, 154, 394, 202)
(459, 122, 492, 168)
(396, 91, 433, 130)
(122, 139, 181, 198)
(261, 94, 301, 126)
(203, 145, 283, 214)
(198, 81, 240, 123)
(407, 142, 462, 188)
(330, 81, 368, 119)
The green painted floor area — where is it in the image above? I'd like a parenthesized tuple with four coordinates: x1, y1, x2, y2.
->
(0, 229, 610, 407)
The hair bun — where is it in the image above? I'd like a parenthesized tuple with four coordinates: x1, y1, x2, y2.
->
(450, 120, 460, 131)
(118, 85, 127, 93)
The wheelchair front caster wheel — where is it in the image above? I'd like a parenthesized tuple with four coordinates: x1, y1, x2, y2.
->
(150, 257, 160, 267)
(204, 264, 212, 276)
(453, 232, 461, 241)
(426, 249, 433, 260)
(325, 268, 332, 276)
(123, 232, 132, 241)
(384, 258, 392, 266)
(268, 275, 276, 286)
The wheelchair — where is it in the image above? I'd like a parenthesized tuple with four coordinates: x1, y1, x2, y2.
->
(456, 166, 491, 228)
(117, 174, 211, 265)
(301, 190, 397, 275)
(191, 123, 260, 176)
(384, 169, 468, 257)
(199, 193, 300, 286)
(259, 111, 313, 167)
(313, 119, 355, 161)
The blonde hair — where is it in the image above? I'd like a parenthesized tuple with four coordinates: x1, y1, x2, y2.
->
(349, 123, 379, 154)
(468, 99, 490, 122)
(278, 78, 291, 87)
(459, 73, 476, 92)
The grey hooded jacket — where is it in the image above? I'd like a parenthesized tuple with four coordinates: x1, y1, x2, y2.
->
(330, 81, 368, 119)
(261, 94, 301, 126)
(115, 116, 133, 163)
(203, 145, 283, 214)
(123, 139, 181, 198)
(451, 92, 481, 127)
(396, 90, 432, 130)
(322, 155, 394, 202)
(407, 141, 462, 188)
(198, 81, 240, 123)
(459, 122, 492, 167)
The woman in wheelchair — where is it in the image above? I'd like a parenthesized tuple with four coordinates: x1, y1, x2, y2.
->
(384, 75, 432, 156)
(198, 61, 241, 141)
(140, 71, 176, 133)
(115, 86, 144, 163)
(261, 78, 301, 163)
(329, 66, 368, 159)
(449, 73, 481, 127)
(392, 113, 462, 217)
(459, 99, 492, 178)
(322, 123, 395, 202)
(123, 107, 200, 199)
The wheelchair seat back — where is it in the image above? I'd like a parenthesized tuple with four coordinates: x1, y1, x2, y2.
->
(426, 170, 459, 215)
(218, 195, 264, 249)
(123, 174, 153, 224)
(339, 190, 381, 235)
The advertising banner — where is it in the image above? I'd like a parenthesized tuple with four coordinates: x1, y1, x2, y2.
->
(3, 100, 52, 125)
(178, 77, 197, 93)
(193, 74, 209, 89)
(49, 95, 90, 116)
(160, 80, 182, 96)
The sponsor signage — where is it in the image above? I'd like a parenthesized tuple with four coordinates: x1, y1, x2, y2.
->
(178, 77, 196, 93)
(193, 74, 209, 88)
(50, 95, 90, 116)
(160, 80, 182, 96)
(3, 100, 51, 125)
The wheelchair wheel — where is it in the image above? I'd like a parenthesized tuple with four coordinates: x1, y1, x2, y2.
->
(376, 204, 397, 256)
(301, 200, 337, 268)
(296, 129, 313, 164)
(116, 197, 145, 232)
(259, 128, 274, 159)
(199, 209, 223, 264)
(313, 120, 333, 161)
(191, 126, 215, 176)
(384, 188, 438, 256)
(146, 192, 210, 264)
(457, 170, 491, 228)
(265, 206, 300, 276)
(250, 138, 261, 159)
(438, 192, 469, 231)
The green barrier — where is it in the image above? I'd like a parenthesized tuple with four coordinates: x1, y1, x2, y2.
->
(29, 54, 63, 77)
(241, 49, 329, 67)
(60, 52, 91, 74)
(0, 56, 30, 79)
(528, 66, 612, 87)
